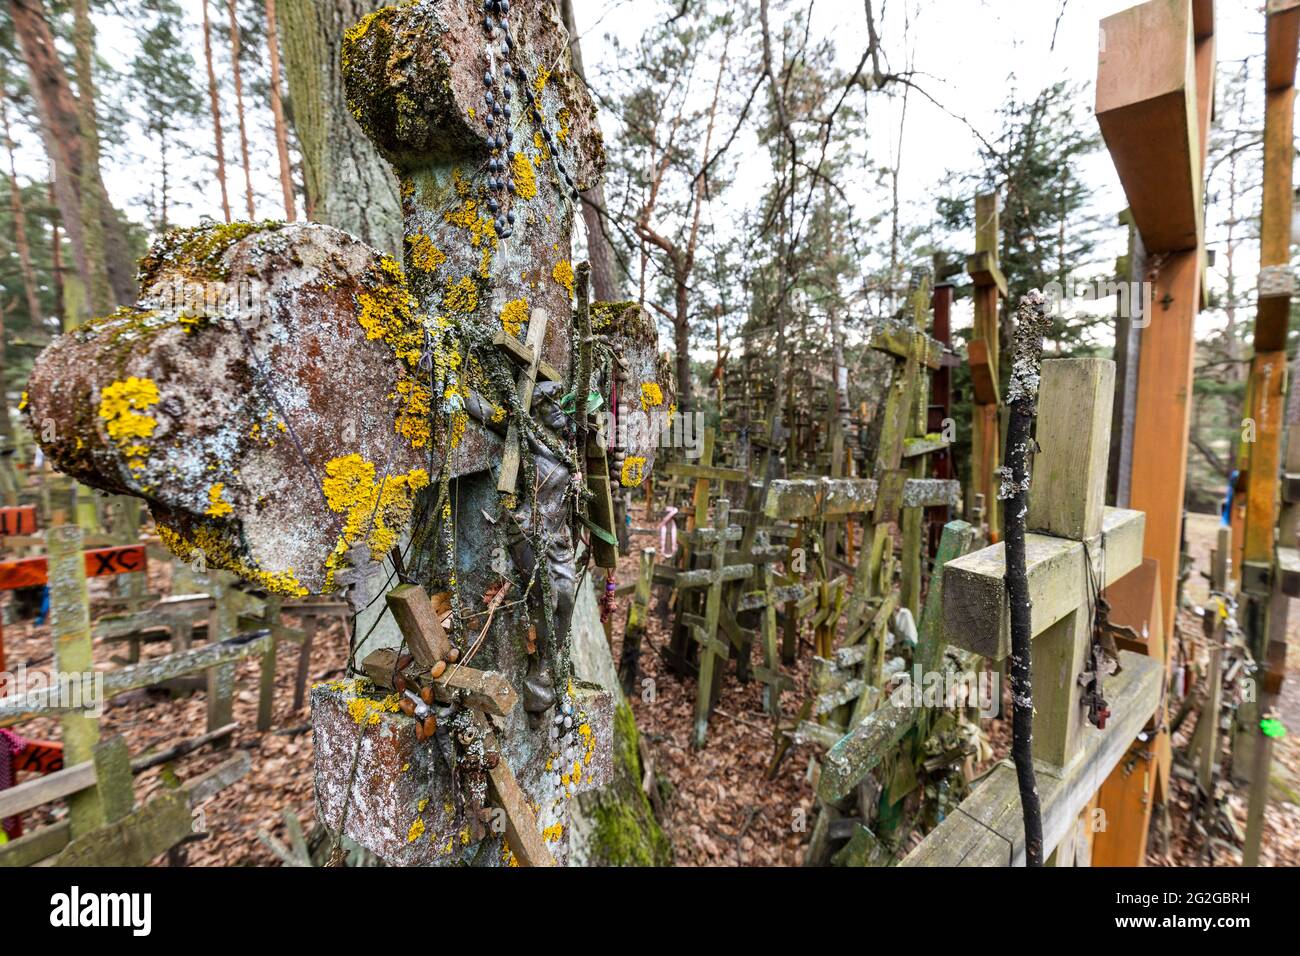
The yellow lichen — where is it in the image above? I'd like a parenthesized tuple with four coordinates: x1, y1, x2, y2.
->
(444, 199, 498, 251)
(542, 822, 564, 843)
(407, 817, 426, 843)
(442, 276, 478, 315)
(556, 107, 572, 144)
(205, 482, 234, 517)
(534, 67, 551, 95)
(355, 255, 423, 368)
(532, 132, 551, 165)
(408, 234, 447, 274)
(98, 377, 160, 471)
(552, 261, 575, 300)
(620, 456, 647, 488)
(640, 382, 663, 412)
(391, 378, 432, 449)
(512, 151, 538, 200)
(500, 299, 529, 337)
(322, 454, 430, 559)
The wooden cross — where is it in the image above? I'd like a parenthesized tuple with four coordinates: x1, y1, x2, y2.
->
(1095, 0, 1217, 865)
(675, 499, 754, 747)
(364, 583, 561, 866)
(965, 192, 1006, 542)
(662, 427, 745, 671)
(863, 270, 950, 619)
(816, 519, 974, 801)
(494, 309, 562, 493)
(905, 359, 1163, 865)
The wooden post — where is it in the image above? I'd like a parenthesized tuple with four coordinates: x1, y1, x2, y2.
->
(47, 524, 103, 837)
(1096, 0, 1216, 861)
(1240, 0, 1300, 866)
(966, 192, 1005, 542)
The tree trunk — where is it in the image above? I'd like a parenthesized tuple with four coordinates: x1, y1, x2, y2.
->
(9, 0, 134, 319)
(277, 0, 401, 255)
(1, 84, 45, 326)
(70, 0, 116, 316)
(0, 299, 13, 445)
(49, 176, 64, 325)
(265, 0, 297, 221)
(202, 0, 232, 223)
(559, 0, 620, 301)
(673, 273, 693, 413)
(227, 0, 257, 220)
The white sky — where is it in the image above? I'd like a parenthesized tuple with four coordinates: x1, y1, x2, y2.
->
(8, 1, 1281, 351)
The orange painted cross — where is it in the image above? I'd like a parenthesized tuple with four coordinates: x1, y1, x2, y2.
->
(0, 507, 38, 538)
(0, 545, 148, 591)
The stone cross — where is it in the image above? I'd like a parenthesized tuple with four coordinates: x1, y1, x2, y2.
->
(22, 0, 668, 866)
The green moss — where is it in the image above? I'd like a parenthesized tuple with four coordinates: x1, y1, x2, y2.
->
(591, 301, 655, 345)
(137, 220, 283, 287)
(341, 2, 479, 171)
(582, 701, 672, 867)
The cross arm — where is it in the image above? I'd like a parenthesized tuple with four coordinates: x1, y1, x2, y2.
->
(763, 478, 878, 520)
(943, 507, 1145, 660)
(491, 330, 562, 384)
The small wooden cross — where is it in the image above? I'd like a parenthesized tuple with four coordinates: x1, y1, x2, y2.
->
(675, 499, 754, 747)
(368, 583, 562, 866)
(493, 308, 562, 494)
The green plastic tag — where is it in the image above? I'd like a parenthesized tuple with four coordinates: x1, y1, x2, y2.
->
(1260, 717, 1287, 739)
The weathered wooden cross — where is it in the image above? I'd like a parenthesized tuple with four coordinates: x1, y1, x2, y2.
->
(965, 192, 1006, 542)
(493, 308, 560, 493)
(904, 359, 1163, 865)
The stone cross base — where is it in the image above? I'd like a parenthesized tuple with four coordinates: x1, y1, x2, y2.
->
(312, 679, 613, 866)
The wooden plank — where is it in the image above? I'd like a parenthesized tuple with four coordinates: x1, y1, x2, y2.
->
(901, 652, 1163, 866)
(1242, 351, 1287, 571)
(763, 477, 877, 520)
(943, 508, 1145, 660)
(1096, 0, 1202, 253)
(433, 665, 519, 717)
(0, 544, 147, 591)
(47, 526, 102, 839)
(1027, 359, 1115, 541)
(1128, 249, 1200, 635)
(479, 722, 557, 867)
(0, 632, 273, 726)
(385, 583, 453, 667)
(0, 761, 96, 820)
(1266, 0, 1300, 91)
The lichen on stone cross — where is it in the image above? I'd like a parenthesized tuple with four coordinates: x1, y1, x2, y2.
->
(341, 0, 606, 482)
(21, 0, 666, 867)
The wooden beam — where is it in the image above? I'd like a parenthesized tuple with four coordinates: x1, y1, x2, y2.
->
(901, 652, 1163, 866)
(1128, 249, 1200, 636)
(1096, 0, 1203, 253)
(1028, 359, 1115, 541)
(385, 583, 453, 666)
(943, 508, 1145, 661)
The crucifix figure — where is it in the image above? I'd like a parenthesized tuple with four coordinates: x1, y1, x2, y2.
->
(21, 0, 670, 866)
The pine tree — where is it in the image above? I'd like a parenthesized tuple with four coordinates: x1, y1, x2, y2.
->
(128, 0, 203, 232)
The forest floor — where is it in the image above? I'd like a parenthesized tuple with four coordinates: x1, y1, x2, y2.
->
(1, 507, 1297, 867)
